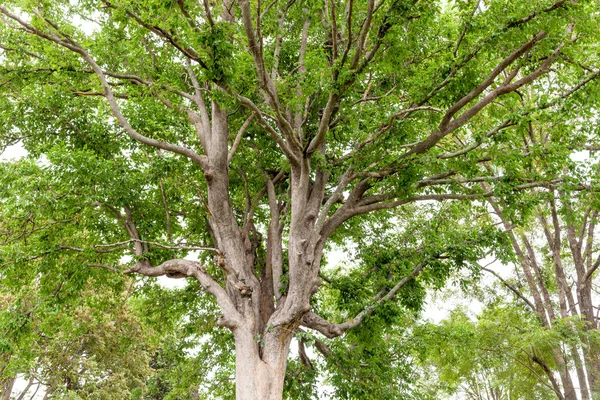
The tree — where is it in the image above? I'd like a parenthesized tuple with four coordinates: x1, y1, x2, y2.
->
(479, 191, 600, 399)
(0, 277, 154, 399)
(417, 306, 561, 400)
(1, 0, 599, 398)
(416, 141, 600, 400)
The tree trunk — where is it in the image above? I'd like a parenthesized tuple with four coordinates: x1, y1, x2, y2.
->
(491, 206, 576, 399)
(234, 326, 293, 400)
(0, 376, 14, 400)
(540, 211, 591, 400)
(16, 375, 35, 400)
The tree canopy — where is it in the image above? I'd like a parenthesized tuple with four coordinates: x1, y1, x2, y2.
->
(1, 0, 600, 398)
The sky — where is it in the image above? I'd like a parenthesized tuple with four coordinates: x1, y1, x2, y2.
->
(0, 142, 27, 161)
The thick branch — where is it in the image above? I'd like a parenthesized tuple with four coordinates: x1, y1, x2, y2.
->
(126, 258, 242, 327)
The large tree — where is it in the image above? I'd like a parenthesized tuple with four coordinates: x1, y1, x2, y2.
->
(1, 0, 599, 398)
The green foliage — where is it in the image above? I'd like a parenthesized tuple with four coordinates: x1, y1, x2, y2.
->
(415, 304, 558, 399)
(1, 0, 599, 398)
(0, 279, 154, 398)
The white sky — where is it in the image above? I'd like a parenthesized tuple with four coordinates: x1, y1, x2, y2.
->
(0, 143, 27, 161)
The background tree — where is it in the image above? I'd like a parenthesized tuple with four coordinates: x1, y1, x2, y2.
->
(1, 0, 600, 399)
(477, 89, 600, 398)
(416, 142, 600, 400)
(0, 275, 154, 399)
(475, 189, 600, 399)
(417, 305, 569, 400)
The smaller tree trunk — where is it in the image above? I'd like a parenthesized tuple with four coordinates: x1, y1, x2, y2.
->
(1, 376, 15, 400)
(16, 375, 35, 400)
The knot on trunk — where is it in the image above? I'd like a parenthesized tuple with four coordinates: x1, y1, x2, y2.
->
(310, 277, 323, 295)
(203, 167, 215, 181)
(215, 251, 226, 267)
(239, 284, 252, 296)
(215, 251, 236, 276)
(233, 279, 253, 296)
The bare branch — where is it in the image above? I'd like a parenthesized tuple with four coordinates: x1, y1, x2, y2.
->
(125, 258, 242, 327)
(228, 113, 255, 164)
(481, 267, 536, 311)
(103, 238, 218, 253)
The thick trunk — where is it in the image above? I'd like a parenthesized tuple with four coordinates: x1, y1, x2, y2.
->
(234, 327, 293, 400)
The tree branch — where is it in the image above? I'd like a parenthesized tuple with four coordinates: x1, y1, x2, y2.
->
(228, 113, 255, 164)
(125, 258, 242, 327)
(481, 267, 536, 312)
(0, 6, 209, 169)
(302, 260, 428, 338)
(232, 91, 300, 165)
